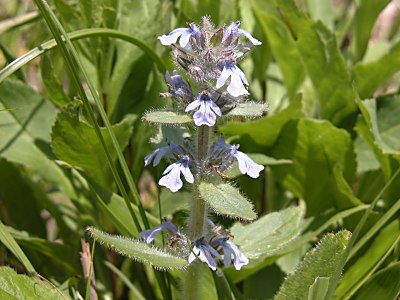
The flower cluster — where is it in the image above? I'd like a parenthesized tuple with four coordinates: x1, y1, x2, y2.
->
(140, 17, 263, 271)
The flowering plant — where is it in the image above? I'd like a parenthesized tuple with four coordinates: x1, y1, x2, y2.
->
(1, 1, 399, 299)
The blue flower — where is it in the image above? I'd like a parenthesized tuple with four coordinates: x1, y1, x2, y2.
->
(138, 221, 178, 244)
(212, 238, 249, 270)
(158, 23, 200, 47)
(216, 61, 249, 97)
(223, 21, 262, 46)
(227, 145, 264, 178)
(185, 92, 222, 126)
(188, 238, 222, 271)
(165, 70, 190, 97)
(159, 155, 194, 192)
(144, 142, 182, 167)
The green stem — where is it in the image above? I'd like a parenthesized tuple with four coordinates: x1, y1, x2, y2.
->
(184, 125, 211, 300)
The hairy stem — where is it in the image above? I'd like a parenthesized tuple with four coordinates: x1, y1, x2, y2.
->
(184, 125, 211, 300)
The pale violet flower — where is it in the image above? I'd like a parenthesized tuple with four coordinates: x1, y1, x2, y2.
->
(138, 221, 178, 244)
(185, 92, 222, 126)
(189, 238, 222, 271)
(144, 142, 182, 167)
(212, 238, 249, 270)
(165, 70, 190, 97)
(228, 145, 264, 178)
(158, 23, 200, 47)
(159, 155, 194, 192)
(223, 21, 262, 46)
(216, 62, 249, 97)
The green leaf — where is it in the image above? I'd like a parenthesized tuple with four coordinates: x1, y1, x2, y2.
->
(226, 102, 268, 118)
(0, 266, 68, 299)
(252, 9, 305, 99)
(271, 119, 360, 215)
(87, 227, 189, 270)
(142, 110, 192, 125)
(352, 262, 400, 300)
(0, 220, 35, 275)
(334, 220, 400, 299)
(354, 95, 400, 205)
(198, 182, 256, 221)
(40, 53, 69, 106)
(353, 41, 400, 99)
(274, 231, 351, 300)
(231, 207, 303, 261)
(8, 226, 79, 274)
(276, 0, 357, 125)
(0, 79, 75, 196)
(79, 0, 117, 28)
(220, 94, 303, 148)
(308, 277, 330, 300)
(351, 0, 391, 62)
(51, 107, 134, 188)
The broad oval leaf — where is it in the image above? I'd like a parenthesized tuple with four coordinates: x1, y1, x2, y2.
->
(143, 110, 192, 125)
(275, 231, 351, 300)
(231, 207, 303, 261)
(87, 227, 188, 270)
(198, 182, 256, 221)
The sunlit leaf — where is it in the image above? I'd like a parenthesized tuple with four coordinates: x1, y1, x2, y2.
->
(275, 231, 351, 300)
(198, 182, 256, 220)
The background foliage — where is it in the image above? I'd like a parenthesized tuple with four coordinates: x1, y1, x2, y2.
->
(0, 0, 399, 299)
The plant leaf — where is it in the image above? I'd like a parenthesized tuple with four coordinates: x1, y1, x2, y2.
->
(142, 110, 192, 125)
(252, 8, 305, 99)
(220, 94, 303, 148)
(231, 207, 303, 261)
(276, 0, 357, 125)
(226, 102, 268, 118)
(352, 262, 400, 300)
(334, 220, 400, 299)
(274, 231, 351, 300)
(351, 0, 391, 62)
(87, 227, 189, 270)
(51, 107, 134, 188)
(0, 266, 68, 299)
(198, 182, 256, 221)
(308, 277, 330, 300)
(271, 119, 360, 215)
(0, 79, 75, 196)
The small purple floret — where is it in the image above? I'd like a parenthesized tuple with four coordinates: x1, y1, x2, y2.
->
(227, 145, 264, 178)
(188, 238, 222, 271)
(138, 221, 178, 244)
(185, 92, 222, 126)
(212, 238, 249, 270)
(216, 61, 249, 97)
(159, 155, 194, 192)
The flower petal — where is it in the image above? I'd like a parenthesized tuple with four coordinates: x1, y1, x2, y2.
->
(227, 70, 249, 97)
(159, 163, 183, 192)
(235, 151, 264, 178)
(216, 66, 231, 89)
(185, 99, 202, 112)
(158, 28, 187, 45)
(238, 28, 262, 45)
